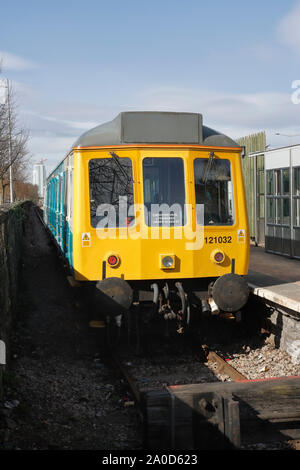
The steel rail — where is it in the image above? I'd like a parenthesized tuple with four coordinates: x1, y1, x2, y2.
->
(109, 350, 141, 404)
(206, 350, 248, 382)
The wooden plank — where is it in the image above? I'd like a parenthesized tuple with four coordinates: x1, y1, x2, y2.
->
(143, 376, 300, 449)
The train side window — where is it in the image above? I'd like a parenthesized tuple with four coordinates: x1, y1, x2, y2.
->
(56, 178, 59, 211)
(51, 178, 55, 211)
(54, 178, 58, 212)
(58, 175, 62, 213)
(89, 157, 134, 228)
(194, 158, 234, 226)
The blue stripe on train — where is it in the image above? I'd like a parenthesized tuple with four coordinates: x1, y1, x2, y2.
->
(45, 166, 73, 271)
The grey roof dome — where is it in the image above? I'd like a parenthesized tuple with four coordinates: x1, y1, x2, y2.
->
(74, 111, 239, 148)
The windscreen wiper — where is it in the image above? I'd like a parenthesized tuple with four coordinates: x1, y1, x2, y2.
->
(202, 151, 215, 185)
(109, 152, 131, 186)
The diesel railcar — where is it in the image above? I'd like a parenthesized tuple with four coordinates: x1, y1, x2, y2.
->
(44, 112, 249, 332)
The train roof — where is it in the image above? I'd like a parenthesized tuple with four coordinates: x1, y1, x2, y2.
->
(73, 111, 240, 149)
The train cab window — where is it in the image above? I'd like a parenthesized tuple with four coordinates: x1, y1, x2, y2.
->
(89, 157, 134, 228)
(194, 158, 234, 225)
(142, 158, 186, 226)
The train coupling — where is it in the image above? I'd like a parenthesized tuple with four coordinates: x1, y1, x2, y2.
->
(152, 282, 190, 329)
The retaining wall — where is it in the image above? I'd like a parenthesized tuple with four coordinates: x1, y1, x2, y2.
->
(0, 201, 31, 397)
(266, 305, 300, 365)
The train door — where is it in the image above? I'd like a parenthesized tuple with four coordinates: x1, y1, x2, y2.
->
(55, 175, 60, 243)
(62, 170, 67, 256)
(65, 154, 74, 266)
(57, 173, 62, 250)
(51, 179, 56, 237)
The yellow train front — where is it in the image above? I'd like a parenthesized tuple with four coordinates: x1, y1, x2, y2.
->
(45, 112, 249, 331)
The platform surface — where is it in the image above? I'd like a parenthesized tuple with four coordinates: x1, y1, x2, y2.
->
(246, 245, 300, 313)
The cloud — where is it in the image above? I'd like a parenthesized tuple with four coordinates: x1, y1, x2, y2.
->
(21, 109, 113, 175)
(0, 50, 37, 71)
(135, 86, 299, 133)
(20, 85, 300, 175)
(29, 135, 75, 174)
(133, 86, 300, 151)
(24, 111, 99, 133)
(278, 1, 300, 51)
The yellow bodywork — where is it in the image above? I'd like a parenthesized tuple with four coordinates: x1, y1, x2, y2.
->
(72, 146, 249, 281)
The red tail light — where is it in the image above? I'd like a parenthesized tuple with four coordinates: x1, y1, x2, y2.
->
(126, 216, 135, 227)
(107, 255, 118, 266)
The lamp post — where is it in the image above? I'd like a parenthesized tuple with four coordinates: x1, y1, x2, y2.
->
(0, 78, 13, 203)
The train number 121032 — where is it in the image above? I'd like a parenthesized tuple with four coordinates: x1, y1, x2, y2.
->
(204, 236, 232, 244)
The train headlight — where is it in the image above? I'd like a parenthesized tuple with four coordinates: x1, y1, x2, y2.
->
(107, 254, 120, 267)
(210, 249, 225, 264)
(160, 255, 175, 269)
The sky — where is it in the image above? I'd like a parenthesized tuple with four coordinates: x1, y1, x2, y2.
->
(1, 0, 300, 176)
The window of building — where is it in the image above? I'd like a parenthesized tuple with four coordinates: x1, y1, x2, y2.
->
(293, 167, 300, 227)
(275, 169, 281, 195)
(282, 169, 290, 195)
(266, 198, 275, 223)
(294, 167, 300, 196)
(266, 168, 290, 227)
(266, 170, 274, 195)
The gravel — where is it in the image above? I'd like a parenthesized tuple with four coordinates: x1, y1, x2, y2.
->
(0, 206, 142, 450)
(224, 341, 300, 381)
(0, 205, 299, 450)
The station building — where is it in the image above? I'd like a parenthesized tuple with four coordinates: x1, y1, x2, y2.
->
(33, 162, 46, 198)
(249, 143, 300, 259)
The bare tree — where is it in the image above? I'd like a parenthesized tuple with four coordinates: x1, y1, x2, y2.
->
(0, 69, 29, 204)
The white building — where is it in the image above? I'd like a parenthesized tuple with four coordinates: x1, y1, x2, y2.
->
(250, 143, 300, 258)
(33, 163, 46, 198)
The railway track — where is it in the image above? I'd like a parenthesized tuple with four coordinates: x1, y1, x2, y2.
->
(107, 350, 242, 425)
(104, 326, 300, 450)
(109, 344, 248, 408)
(33, 206, 300, 450)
